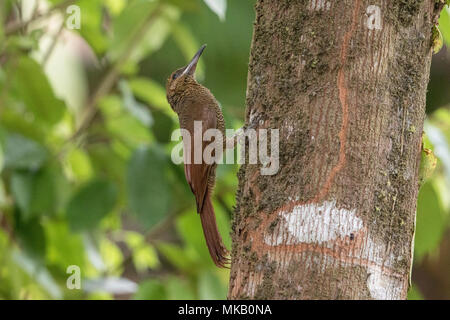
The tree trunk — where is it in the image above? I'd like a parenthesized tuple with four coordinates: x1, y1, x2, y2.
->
(229, 0, 441, 300)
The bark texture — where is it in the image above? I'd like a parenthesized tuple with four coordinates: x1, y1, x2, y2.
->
(229, 0, 440, 300)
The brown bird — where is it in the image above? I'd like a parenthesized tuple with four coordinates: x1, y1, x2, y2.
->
(166, 45, 229, 268)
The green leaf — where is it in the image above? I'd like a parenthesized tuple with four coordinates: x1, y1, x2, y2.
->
(129, 77, 174, 116)
(439, 7, 450, 48)
(9, 56, 65, 125)
(45, 221, 85, 268)
(157, 242, 194, 271)
(203, 0, 227, 21)
(104, 0, 126, 15)
(5, 35, 38, 51)
(166, 277, 196, 300)
(99, 95, 152, 148)
(14, 215, 46, 259)
(3, 133, 48, 170)
(0, 13, 3, 45)
(11, 165, 69, 221)
(66, 149, 94, 182)
(0, 108, 47, 144)
(99, 238, 123, 274)
(134, 279, 166, 300)
(110, 1, 155, 56)
(127, 146, 170, 229)
(0, 179, 8, 208)
(414, 182, 445, 261)
(118, 80, 153, 127)
(151, 111, 174, 144)
(176, 211, 213, 265)
(87, 144, 127, 186)
(124, 231, 160, 271)
(66, 179, 118, 231)
(31, 168, 60, 216)
(0, 66, 5, 91)
(419, 148, 437, 185)
(198, 271, 226, 300)
(424, 121, 450, 193)
(11, 172, 33, 219)
(176, 205, 230, 267)
(109, 1, 172, 63)
(12, 250, 62, 299)
(76, 0, 108, 54)
(214, 200, 231, 248)
(408, 284, 424, 300)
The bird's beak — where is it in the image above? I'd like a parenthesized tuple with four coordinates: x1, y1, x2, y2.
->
(182, 44, 206, 77)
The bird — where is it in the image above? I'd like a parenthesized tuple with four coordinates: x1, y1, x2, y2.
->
(166, 44, 229, 268)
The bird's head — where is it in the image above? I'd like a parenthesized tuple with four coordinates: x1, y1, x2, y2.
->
(166, 44, 206, 108)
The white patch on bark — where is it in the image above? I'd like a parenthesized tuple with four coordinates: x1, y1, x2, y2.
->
(265, 201, 363, 245)
(367, 270, 404, 300)
(263, 200, 408, 299)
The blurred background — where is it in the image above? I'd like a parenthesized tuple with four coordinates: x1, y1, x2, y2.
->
(0, 0, 448, 300)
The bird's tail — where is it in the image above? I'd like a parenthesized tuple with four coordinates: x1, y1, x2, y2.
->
(200, 194, 230, 268)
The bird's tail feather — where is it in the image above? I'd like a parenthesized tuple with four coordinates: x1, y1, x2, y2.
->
(200, 194, 230, 268)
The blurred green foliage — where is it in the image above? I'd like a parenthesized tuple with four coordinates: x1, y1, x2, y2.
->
(0, 0, 250, 300)
(0, 0, 449, 300)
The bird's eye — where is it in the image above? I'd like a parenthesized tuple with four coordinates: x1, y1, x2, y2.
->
(172, 73, 179, 80)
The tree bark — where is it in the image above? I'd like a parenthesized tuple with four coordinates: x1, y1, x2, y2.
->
(229, 0, 441, 300)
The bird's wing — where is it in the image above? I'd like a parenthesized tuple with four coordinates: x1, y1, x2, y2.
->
(182, 103, 217, 213)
